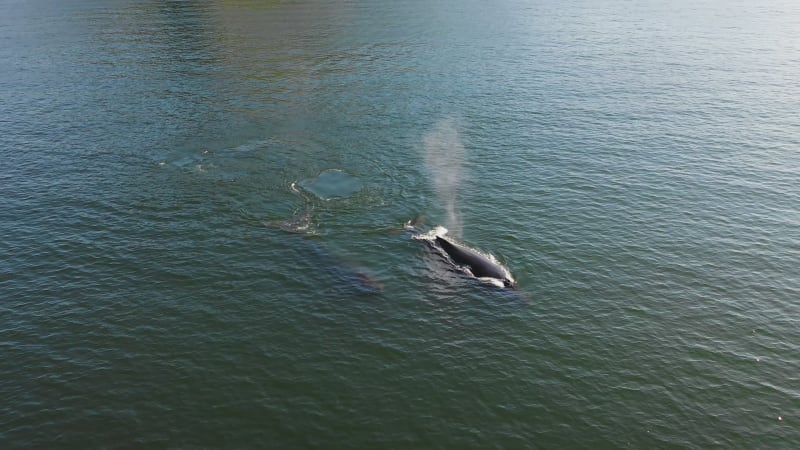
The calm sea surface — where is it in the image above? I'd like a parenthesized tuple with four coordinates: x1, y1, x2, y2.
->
(2, 0, 799, 448)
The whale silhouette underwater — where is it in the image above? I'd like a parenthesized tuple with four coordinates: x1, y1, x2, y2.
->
(265, 180, 517, 291)
(409, 223, 517, 289)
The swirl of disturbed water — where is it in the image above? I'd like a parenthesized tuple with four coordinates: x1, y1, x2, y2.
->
(297, 169, 363, 200)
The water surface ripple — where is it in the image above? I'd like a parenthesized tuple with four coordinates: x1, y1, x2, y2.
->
(2, 0, 799, 448)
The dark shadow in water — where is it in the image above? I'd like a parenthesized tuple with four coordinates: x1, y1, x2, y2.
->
(302, 239, 384, 296)
(263, 182, 383, 296)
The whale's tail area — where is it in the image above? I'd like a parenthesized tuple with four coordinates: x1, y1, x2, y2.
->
(263, 182, 315, 234)
(404, 215, 427, 231)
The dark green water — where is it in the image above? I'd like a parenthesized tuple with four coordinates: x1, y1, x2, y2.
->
(2, 0, 799, 448)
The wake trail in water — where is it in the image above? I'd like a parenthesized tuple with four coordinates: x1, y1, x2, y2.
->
(423, 117, 466, 238)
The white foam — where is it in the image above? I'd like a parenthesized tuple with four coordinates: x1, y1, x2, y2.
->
(413, 225, 449, 241)
(478, 277, 507, 288)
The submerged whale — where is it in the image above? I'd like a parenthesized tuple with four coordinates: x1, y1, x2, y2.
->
(411, 224, 517, 289)
(435, 235, 516, 288)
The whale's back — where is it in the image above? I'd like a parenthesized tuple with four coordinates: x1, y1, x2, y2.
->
(435, 236, 507, 281)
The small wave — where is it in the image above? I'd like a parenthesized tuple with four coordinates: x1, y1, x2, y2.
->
(231, 138, 273, 153)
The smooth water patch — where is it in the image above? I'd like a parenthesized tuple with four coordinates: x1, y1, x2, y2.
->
(297, 169, 362, 200)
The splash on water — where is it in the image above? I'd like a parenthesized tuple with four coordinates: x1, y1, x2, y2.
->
(263, 182, 315, 234)
(411, 225, 449, 241)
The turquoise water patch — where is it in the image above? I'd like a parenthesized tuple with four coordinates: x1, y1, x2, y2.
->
(298, 169, 362, 200)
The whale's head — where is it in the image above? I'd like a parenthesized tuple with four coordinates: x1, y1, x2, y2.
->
(503, 277, 517, 289)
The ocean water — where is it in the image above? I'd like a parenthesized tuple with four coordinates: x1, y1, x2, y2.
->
(2, 0, 799, 448)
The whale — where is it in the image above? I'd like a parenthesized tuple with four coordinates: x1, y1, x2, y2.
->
(305, 240, 384, 295)
(410, 223, 516, 289)
(264, 182, 383, 294)
(434, 235, 516, 288)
